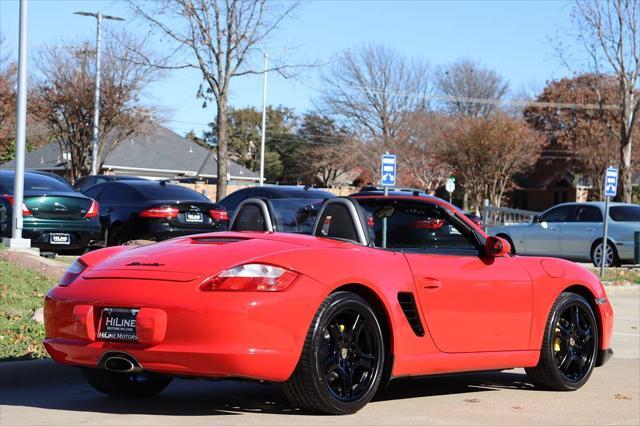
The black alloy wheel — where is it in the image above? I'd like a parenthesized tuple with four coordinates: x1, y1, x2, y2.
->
(321, 307, 379, 402)
(284, 291, 385, 415)
(526, 292, 599, 391)
(553, 303, 597, 382)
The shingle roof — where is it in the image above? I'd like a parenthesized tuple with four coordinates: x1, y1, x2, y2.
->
(0, 125, 258, 180)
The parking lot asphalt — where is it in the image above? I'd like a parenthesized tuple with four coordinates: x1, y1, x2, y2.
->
(1, 290, 638, 426)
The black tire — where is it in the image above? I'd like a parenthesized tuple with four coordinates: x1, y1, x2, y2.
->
(82, 368, 172, 397)
(283, 291, 385, 415)
(106, 224, 128, 246)
(526, 292, 599, 391)
(591, 240, 621, 267)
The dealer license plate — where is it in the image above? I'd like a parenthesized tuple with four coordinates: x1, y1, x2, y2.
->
(50, 233, 70, 245)
(185, 212, 203, 222)
(98, 308, 139, 341)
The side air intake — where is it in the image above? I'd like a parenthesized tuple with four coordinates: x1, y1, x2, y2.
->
(397, 292, 425, 337)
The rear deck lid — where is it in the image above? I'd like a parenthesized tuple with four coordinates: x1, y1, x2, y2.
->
(82, 235, 307, 280)
(24, 193, 93, 220)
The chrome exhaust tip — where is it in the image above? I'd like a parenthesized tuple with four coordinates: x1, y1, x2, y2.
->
(100, 352, 143, 373)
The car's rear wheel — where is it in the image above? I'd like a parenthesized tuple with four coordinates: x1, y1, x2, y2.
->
(283, 291, 385, 415)
(526, 292, 598, 391)
(591, 240, 620, 267)
(82, 368, 172, 397)
(106, 224, 128, 246)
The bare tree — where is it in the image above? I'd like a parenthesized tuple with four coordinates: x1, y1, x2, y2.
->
(573, 0, 640, 202)
(0, 34, 17, 161)
(129, 0, 299, 200)
(436, 58, 509, 118)
(32, 32, 160, 181)
(433, 113, 544, 209)
(319, 44, 432, 145)
(396, 112, 452, 193)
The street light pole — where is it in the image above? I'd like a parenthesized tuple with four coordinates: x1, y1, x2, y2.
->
(91, 11, 102, 176)
(5, 0, 30, 248)
(74, 11, 124, 176)
(259, 52, 268, 186)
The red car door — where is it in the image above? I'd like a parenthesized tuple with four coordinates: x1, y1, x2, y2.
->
(405, 252, 532, 353)
(359, 197, 532, 354)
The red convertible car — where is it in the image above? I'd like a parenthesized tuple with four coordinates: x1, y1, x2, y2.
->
(44, 195, 614, 415)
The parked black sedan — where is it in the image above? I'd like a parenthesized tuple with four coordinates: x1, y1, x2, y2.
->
(82, 180, 228, 245)
(0, 170, 101, 252)
(217, 185, 335, 219)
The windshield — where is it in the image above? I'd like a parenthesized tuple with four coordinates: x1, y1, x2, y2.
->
(610, 205, 640, 222)
(270, 198, 326, 234)
(357, 198, 477, 251)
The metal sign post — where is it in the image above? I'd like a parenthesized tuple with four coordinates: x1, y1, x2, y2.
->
(380, 154, 396, 249)
(601, 167, 618, 277)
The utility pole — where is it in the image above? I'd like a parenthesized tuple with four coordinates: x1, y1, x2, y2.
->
(74, 11, 124, 176)
(3, 0, 31, 250)
(259, 52, 268, 186)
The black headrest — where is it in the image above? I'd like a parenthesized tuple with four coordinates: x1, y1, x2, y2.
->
(229, 198, 275, 232)
(311, 197, 371, 245)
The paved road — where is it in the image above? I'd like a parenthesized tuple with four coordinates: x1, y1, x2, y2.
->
(1, 289, 638, 426)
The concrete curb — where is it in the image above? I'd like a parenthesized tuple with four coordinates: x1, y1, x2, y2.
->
(0, 249, 67, 280)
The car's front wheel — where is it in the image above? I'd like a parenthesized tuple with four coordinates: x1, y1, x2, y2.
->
(283, 291, 385, 415)
(82, 368, 172, 397)
(591, 240, 620, 267)
(526, 292, 598, 391)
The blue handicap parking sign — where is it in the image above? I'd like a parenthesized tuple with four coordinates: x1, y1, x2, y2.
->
(380, 154, 396, 187)
(604, 167, 618, 197)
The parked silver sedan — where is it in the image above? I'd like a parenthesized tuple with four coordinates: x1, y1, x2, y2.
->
(489, 202, 640, 267)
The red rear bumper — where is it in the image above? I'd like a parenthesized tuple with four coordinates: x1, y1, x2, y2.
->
(43, 275, 327, 381)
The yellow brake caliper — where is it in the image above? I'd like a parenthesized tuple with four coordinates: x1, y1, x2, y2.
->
(554, 326, 562, 352)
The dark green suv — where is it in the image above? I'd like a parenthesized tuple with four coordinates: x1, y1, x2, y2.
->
(0, 170, 101, 252)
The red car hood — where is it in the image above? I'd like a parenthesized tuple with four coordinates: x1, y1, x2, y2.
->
(84, 232, 316, 281)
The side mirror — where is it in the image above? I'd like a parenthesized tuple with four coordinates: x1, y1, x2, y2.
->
(532, 215, 539, 223)
(486, 236, 511, 257)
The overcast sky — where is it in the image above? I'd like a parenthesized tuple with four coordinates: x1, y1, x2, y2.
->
(1, 0, 575, 136)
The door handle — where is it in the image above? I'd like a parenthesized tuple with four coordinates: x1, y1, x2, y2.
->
(418, 277, 442, 290)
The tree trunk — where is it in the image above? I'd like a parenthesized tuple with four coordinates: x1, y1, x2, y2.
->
(619, 134, 633, 202)
(216, 96, 229, 201)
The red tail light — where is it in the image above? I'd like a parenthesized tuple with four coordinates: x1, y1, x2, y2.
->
(2, 194, 32, 216)
(413, 219, 445, 230)
(199, 263, 299, 292)
(85, 200, 99, 218)
(140, 206, 179, 218)
(59, 259, 87, 287)
(209, 209, 229, 221)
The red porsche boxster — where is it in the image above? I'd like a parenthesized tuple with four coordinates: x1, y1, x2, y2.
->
(43, 195, 614, 415)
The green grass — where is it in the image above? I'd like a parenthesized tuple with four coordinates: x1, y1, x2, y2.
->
(0, 259, 57, 360)
(586, 266, 640, 284)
